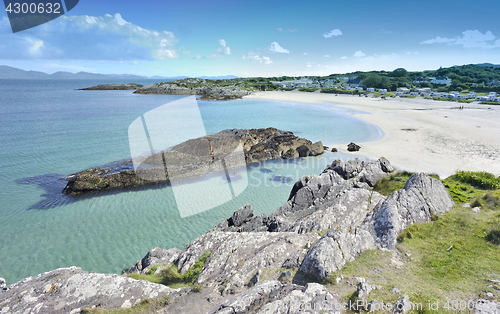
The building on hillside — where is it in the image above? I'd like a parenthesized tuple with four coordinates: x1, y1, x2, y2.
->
(467, 92, 477, 99)
(346, 78, 362, 88)
(487, 79, 500, 87)
(430, 77, 452, 85)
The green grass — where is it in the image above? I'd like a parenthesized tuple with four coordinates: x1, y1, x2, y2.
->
(373, 171, 415, 196)
(127, 251, 211, 289)
(455, 170, 500, 190)
(81, 296, 170, 314)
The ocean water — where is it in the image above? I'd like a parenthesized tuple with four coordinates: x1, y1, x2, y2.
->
(0, 79, 382, 284)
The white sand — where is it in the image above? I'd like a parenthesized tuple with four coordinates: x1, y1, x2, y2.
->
(245, 91, 500, 178)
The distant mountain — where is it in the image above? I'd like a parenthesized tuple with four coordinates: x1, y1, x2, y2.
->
(0, 66, 171, 80)
(0, 65, 49, 79)
(0, 65, 240, 81)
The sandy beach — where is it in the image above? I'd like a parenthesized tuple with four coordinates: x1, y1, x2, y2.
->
(245, 91, 500, 178)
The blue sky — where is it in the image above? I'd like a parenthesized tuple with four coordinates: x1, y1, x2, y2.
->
(1, 0, 500, 77)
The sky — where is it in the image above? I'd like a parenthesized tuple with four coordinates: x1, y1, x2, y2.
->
(1, 0, 500, 77)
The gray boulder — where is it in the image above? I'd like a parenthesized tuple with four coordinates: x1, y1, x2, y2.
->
(300, 173, 454, 280)
(361, 173, 454, 250)
(0, 278, 5, 290)
(231, 204, 254, 227)
(208, 281, 343, 314)
(356, 282, 373, 299)
(309, 141, 324, 156)
(0, 266, 188, 314)
(127, 247, 181, 274)
(175, 231, 319, 290)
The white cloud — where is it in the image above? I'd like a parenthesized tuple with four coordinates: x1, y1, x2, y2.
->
(340, 56, 347, 59)
(306, 64, 312, 67)
(303, 52, 308, 55)
(276, 27, 298, 33)
(353, 50, 366, 57)
(420, 30, 500, 48)
(324, 55, 330, 57)
(209, 39, 231, 58)
(269, 42, 289, 53)
(242, 52, 273, 64)
(323, 29, 342, 38)
(0, 13, 179, 60)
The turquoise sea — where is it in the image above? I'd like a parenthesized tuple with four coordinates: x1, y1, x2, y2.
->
(0, 79, 382, 284)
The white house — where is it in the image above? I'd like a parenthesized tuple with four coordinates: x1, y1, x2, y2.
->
(467, 92, 477, 99)
(476, 96, 489, 101)
(355, 87, 364, 91)
(431, 77, 452, 85)
(455, 94, 468, 100)
(430, 92, 440, 97)
(489, 92, 498, 97)
(378, 89, 387, 93)
(366, 88, 375, 92)
(396, 87, 410, 94)
(346, 78, 363, 88)
(409, 92, 419, 96)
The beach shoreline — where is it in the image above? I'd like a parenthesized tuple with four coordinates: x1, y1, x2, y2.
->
(245, 91, 500, 178)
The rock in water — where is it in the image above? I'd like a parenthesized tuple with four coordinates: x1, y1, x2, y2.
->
(0, 267, 188, 314)
(347, 142, 361, 151)
(62, 128, 324, 194)
(79, 83, 143, 90)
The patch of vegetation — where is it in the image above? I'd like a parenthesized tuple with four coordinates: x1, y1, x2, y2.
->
(81, 296, 171, 314)
(298, 87, 319, 92)
(455, 170, 500, 190)
(128, 252, 211, 289)
(373, 171, 415, 196)
(146, 265, 160, 275)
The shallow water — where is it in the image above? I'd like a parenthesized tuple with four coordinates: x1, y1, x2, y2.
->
(0, 79, 381, 284)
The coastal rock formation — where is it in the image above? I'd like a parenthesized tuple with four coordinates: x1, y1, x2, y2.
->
(79, 83, 143, 90)
(134, 78, 251, 100)
(0, 266, 188, 314)
(62, 128, 324, 194)
(208, 281, 343, 314)
(300, 171, 454, 280)
(2, 157, 458, 313)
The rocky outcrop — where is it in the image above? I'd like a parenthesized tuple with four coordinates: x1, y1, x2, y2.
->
(79, 83, 143, 90)
(175, 231, 319, 291)
(0, 266, 189, 314)
(62, 128, 324, 194)
(127, 247, 181, 274)
(134, 78, 251, 100)
(2, 157, 459, 313)
(299, 171, 454, 280)
(208, 281, 343, 314)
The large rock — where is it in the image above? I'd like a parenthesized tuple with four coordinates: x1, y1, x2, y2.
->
(63, 128, 324, 194)
(127, 247, 181, 274)
(361, 173, 455, 250)
(208, 281, 343, 314)
(0, 267, 188, 314)
(300, 172, 455, 280)
(175, 231, 319, 291)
